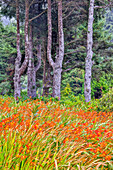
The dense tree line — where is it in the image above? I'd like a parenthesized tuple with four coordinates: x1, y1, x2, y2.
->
(0, 0, 113, 102)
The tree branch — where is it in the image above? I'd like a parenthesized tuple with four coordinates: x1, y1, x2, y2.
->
(63, 63, 84, 72)
(29, 9, 47, 22)
(64, 49, 85, 55)
(94, 5, 113, 9)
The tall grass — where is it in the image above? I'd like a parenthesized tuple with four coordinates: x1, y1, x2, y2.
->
(0, 96, 113, 169)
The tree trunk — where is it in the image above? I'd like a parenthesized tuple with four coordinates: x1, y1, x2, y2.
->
(47, 0, 54, 68)
(42, 41, 52, 97)
(53, 0, 64, 99)
(84, 0, 95, 102)
(52, 67, 62, 99)
(32, 44, 41, 98)
(14, 0, 29, 99)
(57, 0, 64, 67)
(19, 0, 29, 75)
(14, 0, 21, 99)
(43, 60, 52, 97)
(27, 23, 34, 97)
(27, 28, 41, 98)
(47, 0, 64, 100)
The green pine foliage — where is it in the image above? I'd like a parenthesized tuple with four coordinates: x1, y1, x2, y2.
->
(62, 68, 84, 96)
(98, 87, 113, 112)
(91, 73, 113, 98)
(0, 21, 16, 95)
(62, 15, 113, 99)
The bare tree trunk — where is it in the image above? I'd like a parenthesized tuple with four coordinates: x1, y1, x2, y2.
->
(27, 26, 41, 98)
(53, 0, 64, 99)
(42, 41, 52, 97)
(84, 0, 95, 102)
(52, 67, 62, 99)
(42, 60, 52, 97)
(47, 0, 64, 100)
(32, 44, 41, 98)
(27, 23, 33, 97)
(47, 0, 54, 67)
(14, 0, 22, 99)
(19, 0, 29, 75)
(14, 0, 29, 99)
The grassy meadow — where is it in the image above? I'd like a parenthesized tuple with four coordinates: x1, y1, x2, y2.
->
(0, 95, 113, 170)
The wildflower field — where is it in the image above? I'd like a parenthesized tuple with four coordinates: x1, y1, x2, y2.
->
(0, 96, 113, 170)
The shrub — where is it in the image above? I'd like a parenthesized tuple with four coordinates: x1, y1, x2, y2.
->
(91, 73, 113, 99)
(97, 87, 113, 112)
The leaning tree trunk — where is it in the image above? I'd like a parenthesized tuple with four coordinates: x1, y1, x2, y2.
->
(47, 0, 64, 100)
(84, 0, 95, 102)
(14, 0, 29, 99)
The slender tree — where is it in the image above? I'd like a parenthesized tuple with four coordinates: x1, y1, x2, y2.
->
(27, 23, 33, 98)
(19, 0, 29, 75)
(47, 0, 64, 99)
(27, 24, 41, 98)
(42, 60, 52, 96)
(42, 41, 52, 96)
(14, 0, 22, 99)
(14, 0, 29, 99)
(84, 0, 95, 102)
